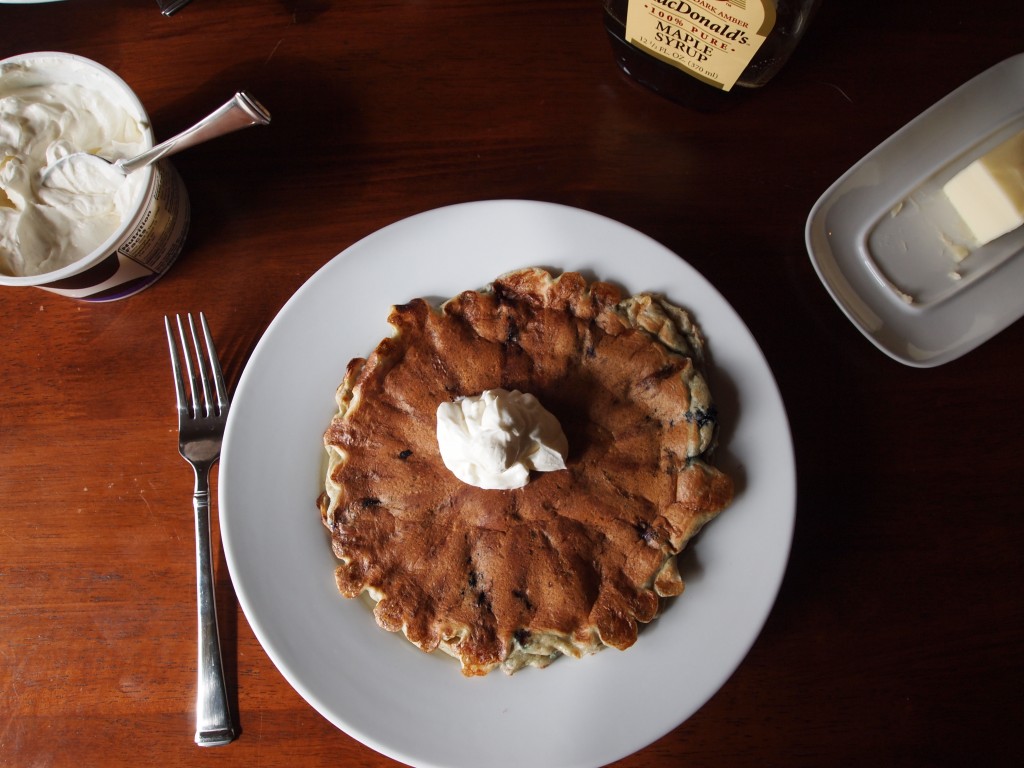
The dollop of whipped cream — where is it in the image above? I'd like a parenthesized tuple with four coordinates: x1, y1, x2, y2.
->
(0, 73, 146, 277)
(436, 388, 569, 490)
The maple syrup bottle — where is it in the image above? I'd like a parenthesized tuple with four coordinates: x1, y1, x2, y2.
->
(603, 0, 820, 110)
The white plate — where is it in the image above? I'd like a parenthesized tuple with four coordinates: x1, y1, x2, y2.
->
(806, 53, 1024, 367)
(220, 200, 795, 768)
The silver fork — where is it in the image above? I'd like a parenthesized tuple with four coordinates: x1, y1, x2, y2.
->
(165, 313, 237, 747)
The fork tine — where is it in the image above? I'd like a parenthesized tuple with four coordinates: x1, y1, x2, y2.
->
(165, 316, 188, 417)
(185, 314, 215, 418)
(198, 312, 230, 415)
(175, 314, 201, 418)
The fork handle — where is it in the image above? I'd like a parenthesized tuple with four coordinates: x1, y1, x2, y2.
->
(192, 470, 237, 746)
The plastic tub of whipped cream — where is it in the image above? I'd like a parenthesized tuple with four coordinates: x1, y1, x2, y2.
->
(0, 52, 189, 301)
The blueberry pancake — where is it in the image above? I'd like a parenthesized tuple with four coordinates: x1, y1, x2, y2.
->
(318, 268, 734, 676)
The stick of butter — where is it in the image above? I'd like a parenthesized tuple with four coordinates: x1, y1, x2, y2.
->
(942, 129, 1024, 246)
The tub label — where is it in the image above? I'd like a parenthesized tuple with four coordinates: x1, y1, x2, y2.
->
(119, 163, 190, 275)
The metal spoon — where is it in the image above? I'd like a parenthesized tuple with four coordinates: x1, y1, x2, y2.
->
(42, 91, 270, 185)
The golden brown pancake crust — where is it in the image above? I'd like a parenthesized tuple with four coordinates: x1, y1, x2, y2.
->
(318, 268, 733, 676)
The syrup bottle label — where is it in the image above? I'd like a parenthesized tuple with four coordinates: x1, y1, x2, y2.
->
(624, 1, 776, 91)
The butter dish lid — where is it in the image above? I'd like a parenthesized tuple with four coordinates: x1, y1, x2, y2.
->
(805, 52, 1024, 368)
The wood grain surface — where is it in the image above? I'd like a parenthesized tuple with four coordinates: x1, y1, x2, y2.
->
(1, 2, 1022, 766)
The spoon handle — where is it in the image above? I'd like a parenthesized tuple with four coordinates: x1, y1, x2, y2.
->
(119, 92, 271, 174)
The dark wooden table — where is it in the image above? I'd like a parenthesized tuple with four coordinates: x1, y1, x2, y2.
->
(2, 2, 1022, 766)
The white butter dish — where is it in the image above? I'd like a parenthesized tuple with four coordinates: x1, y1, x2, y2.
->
(806, 52, 1024, 367)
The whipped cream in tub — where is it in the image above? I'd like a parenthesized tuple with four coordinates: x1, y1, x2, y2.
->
(0, 52, 189, 300)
